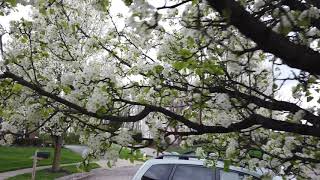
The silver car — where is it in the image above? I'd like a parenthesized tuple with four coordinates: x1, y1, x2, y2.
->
(132, 155, 261, 180)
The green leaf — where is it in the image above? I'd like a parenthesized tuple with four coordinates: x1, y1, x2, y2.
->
(99, 0, 110, 12)
(40, 108, 54, 117)
(6, 0, 17, 6)
(192, 0, 199, 5)
(273, 84, 278, 90)
(129, 157, 134, 163)
(307, 96, 314, 102)
(308, 76, 317, 84)
(187, 36, 195, 47)
(203, 62, 224, 75)
(223, 159, 231, 172)
(153, 65, 164, 74)
(16, 54, 25, 59)
(39, 7, 47, 15)
(179, 48, 192, 58)
(107, 161, 112, 168)
(195, 68, 203, 76)
(172, 61, 187, 71)
(248, 149, 263, 158)
(279, 25, 292, 35)
(143, 87, 150, 94)
(297, 17, 311, 27)
(49, 8, 55, 14)
(61, 20, 69, 29)
(20, 35, 28, 44)
(96, 106, 107, 116)
(123, 0, 133, 6)
(12, 84, 23, 93)
(62, 86, 72, 94)
(41, 51, 49, 58)
(71, 23, 79, 33)
(39, 97, 47, 105)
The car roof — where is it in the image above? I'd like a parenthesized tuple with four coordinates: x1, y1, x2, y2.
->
(143, 155, 261, 178)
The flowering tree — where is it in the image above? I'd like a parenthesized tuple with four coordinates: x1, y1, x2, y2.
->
(1, 0, 320, 178)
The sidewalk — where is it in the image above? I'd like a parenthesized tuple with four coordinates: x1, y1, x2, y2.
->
(0, 163, 77, 180)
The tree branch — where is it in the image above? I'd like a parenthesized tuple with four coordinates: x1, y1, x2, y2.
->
(115, 98, 320, 137)
(2, 71, 151, 122)
(208, 86, 320, 126)
(206, 0, 320, 75)
(157, 0, 191, 10)
(3, 70, 320, 137)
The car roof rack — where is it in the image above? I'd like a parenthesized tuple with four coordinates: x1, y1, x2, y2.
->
(155, 154, 199, 160)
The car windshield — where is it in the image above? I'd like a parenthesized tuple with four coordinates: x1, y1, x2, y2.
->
(141, 163, 259, 180)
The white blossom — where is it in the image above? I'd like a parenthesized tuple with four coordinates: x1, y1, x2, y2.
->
(253, 0, 265, 11)
(306, 27, 318, 36)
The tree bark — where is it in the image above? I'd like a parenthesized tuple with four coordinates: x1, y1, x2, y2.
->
(51, 135, 63, 172)
(206, 0, 320, 75)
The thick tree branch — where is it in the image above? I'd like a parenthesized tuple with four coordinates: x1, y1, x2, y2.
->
(206, 0, 320, 75)
(2, 71, 150, 122)
(115, 98, 320, 137)
(163, 83, 320, 126)
(2, 71, 320, 137)
(208, 86, 320, 126)
(165, 113, 320, 137)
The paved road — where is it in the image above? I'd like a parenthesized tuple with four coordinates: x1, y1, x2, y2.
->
(62, 145, 164, 179)
(57, 166, 141, 180)
(85, 166, 141, 180)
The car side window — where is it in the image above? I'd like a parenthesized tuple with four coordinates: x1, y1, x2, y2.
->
(141, 164, 174, 180)
(220, 170, 240, 180)
(219, 170, 260, 180)
(171, 165, 215, 180)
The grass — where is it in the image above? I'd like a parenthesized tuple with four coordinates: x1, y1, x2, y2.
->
(7, 163, 100, 180)
(0, 146, 82, 172)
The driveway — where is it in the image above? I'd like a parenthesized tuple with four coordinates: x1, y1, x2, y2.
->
(62, 145, 162, 179)
(84, 166, 140, 180)
(57, 165, 141, 180)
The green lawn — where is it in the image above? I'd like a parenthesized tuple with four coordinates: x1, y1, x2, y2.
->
(0, 146, 82, 172)
(7, 163, 100, 180)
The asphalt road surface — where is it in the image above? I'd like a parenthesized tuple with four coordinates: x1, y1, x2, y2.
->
(84, 166, 141, 180)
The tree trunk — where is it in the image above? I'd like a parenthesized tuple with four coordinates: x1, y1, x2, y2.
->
(51, 135, 63, 172)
